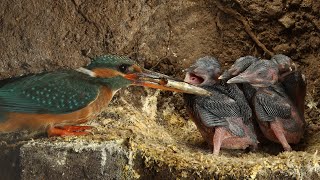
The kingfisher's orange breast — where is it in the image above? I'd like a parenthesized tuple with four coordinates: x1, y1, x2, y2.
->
(0, 87, 113, 132)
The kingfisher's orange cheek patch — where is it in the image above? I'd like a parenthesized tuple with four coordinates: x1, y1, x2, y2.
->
(92, 68, 123, 78)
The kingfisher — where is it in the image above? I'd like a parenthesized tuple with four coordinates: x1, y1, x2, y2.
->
(183, 56, 258, 155)
(219, 56, 259, 81)
(271, 54, 307, 116)
(219, 56, 259, 102)
(220, 54, 306, 116)
(0, 55, 209, 137)
(227, 60, 305, 151)
(271, 54, 296, 77)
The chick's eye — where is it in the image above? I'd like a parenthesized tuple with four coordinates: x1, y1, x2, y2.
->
(119, 64, 130, 73)
(256, 71, 263, 76)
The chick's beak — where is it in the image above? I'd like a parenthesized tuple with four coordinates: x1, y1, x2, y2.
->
(291, 62, 297, 71)
(219, 71, 232, 80)
(124, 69, 211, 96)
(227, 73, 251, 84)
(227, 71, 277, 87)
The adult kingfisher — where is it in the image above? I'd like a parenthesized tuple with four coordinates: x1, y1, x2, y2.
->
(0, 55, 209, 137)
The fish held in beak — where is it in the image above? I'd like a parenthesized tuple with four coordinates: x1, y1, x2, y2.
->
(126, 69, 212, 96)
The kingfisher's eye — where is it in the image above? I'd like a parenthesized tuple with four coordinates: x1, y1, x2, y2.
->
(118, 64, 130, 73)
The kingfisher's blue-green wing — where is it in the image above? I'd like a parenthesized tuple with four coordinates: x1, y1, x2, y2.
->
(0, 70, 100, 114)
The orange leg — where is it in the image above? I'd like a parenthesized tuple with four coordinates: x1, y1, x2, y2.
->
(60, 125, 92, 132)
(270, 120, 292, 151)
(47, 127, 90, 137)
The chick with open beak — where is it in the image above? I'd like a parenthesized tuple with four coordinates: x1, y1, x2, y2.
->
(183, 56, 258, 155)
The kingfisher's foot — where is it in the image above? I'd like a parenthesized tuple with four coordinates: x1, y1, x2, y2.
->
(47, 127, 90, 137)
(60, 125, 92, 132)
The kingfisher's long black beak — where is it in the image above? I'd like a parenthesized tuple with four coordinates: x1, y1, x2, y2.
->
(125, 69, 212, 96)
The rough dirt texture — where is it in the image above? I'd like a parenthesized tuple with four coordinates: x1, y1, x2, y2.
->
(0, 0, 320, 179)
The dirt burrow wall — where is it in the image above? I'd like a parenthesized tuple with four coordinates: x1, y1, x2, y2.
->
(2, 0, 318, 75)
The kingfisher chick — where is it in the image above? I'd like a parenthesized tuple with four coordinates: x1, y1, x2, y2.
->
(0, 55, 208, 137)
(271, 54, 296, 76)
(183, 56, 258, 155)
(271, 54, 307, 117)
(219, 56, 259, 80)
(227, 60, 305, 151)
(219, 56, 259, 101)
(221, 54, 306, 117)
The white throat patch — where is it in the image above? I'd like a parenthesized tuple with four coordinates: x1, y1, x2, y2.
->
(76, 67, 97, 77)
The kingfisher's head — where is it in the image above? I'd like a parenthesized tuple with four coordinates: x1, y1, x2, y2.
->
(81, 55, 141, 90)
(78, 55, 210, 95)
